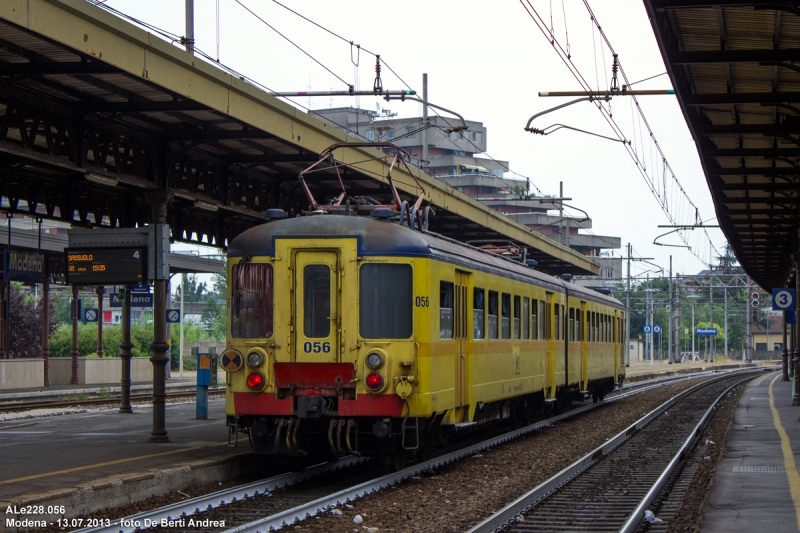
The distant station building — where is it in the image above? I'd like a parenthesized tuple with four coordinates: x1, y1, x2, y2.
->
(315, 107, 622, 290)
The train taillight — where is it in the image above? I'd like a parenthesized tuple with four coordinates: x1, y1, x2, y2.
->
(365, 372, 384, 392)
(246, 371, 266, 390)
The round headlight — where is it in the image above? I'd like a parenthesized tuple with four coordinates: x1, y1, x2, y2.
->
(366, 352, 384, 369)
(246, 351, 264, 367)
(246, 371, 266, 390)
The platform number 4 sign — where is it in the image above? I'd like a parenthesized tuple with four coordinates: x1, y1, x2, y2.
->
(772, 288, 796, 312)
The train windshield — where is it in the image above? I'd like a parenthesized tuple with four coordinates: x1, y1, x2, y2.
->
(231, 263, 273, 338)
(359, 264, 412, 339)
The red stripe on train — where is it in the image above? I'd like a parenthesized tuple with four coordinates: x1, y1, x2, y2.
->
(233, 392, 404, 417)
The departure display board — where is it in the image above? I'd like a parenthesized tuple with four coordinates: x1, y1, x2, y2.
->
(65, 247, 147, 285)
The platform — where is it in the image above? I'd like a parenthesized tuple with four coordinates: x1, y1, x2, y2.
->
(702, 371, 800, 532)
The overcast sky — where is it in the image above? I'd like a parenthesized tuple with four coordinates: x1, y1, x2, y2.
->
(102, 0, 728, 278)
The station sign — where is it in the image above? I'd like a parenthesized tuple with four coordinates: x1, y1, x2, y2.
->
(772, 288, 796, 312)
(109, 292, 153, 308)
(696, 328, 718, 336)
(65, 247, 146, 285)
(3, 250, 44, 283)
(167, 309, 181, 323)
(131, 283, 151, 293)
(84, 308, 98, 322)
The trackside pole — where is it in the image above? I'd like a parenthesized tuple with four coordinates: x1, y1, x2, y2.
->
(195, 347, 209, 419)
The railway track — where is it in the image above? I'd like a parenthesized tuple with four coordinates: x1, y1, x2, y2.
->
(72, 368, 759, 533)
(466, 370, 759, 533)
(0, 389, 225, 412)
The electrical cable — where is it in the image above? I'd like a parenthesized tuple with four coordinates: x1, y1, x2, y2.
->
(518, 0, 719, 266)
(235, 0, 351, 90)
(264, 1, 547, 196)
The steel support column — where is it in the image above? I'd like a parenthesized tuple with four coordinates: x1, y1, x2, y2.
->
(119, 286, 132, 413)
(96, 286, 104, 358)
(70, 285, 79, 385)
(0, 281, 6, 360)
(42, 266, 50, 386)
(783, 310, 789, 382)
(794, 261, 800, 405)
(149, 192, 171, 443)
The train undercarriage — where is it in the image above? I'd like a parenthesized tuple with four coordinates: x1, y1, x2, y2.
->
(229, 376, 622, 467)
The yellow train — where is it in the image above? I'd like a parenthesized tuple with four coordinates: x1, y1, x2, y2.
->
(222, 213, 625, 462)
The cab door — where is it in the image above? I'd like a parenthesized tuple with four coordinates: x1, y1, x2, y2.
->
(293, 251, 339, 363)
(455, 270, 469, 406)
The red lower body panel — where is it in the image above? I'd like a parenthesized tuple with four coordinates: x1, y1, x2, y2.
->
(233, 392, 403, 417)
(234, 393, 293, 416)
(338, 394, 404, 417)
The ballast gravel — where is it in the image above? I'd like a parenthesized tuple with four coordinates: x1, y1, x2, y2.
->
(296, 378, 712, 533)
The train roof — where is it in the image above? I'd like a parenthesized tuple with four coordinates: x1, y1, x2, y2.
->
(229, 215, 622, 308)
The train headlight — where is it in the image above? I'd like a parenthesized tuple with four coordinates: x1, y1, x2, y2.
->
(365, 372, 384, 392)
(246, 351, 265, 368)
(246, 371, 266, 390)
(366, 352, 384, 369)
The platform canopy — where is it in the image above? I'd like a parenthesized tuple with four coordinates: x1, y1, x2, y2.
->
(0, 0, 599, 277)
(645, 0, 800, 290)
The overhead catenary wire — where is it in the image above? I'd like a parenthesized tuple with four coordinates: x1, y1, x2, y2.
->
(518, 0, 719, 266)
(235, 1, 351, 90)
(265, 0, 546, 196)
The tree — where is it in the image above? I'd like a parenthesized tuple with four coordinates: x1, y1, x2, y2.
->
(201, 271, 227, 341)
(7, 283, 56, 358)
(176, 274, 207, 302)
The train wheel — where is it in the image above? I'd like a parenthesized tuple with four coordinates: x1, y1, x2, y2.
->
(592, 392, 599, 403)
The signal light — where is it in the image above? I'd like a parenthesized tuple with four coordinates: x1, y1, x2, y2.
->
(246, 372, 266, 390)
(365, 372, 384, 392)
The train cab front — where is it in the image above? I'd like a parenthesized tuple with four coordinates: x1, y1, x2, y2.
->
(223, 231, 414, 457)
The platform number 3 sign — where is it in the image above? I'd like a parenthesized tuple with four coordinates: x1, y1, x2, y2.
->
(772, 288, 796, 311)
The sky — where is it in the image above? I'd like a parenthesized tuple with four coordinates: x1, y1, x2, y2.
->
(101, 0, 729, 279)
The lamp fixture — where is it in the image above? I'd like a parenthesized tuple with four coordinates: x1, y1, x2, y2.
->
(195, 200, 219, 212)
(84, 173, 118, 187)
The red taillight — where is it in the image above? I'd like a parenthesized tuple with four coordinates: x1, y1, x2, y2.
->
(246, 372, 265, 390)
(365, 372, 384, 391)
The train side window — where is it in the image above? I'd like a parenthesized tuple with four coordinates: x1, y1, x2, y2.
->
(589, 312, 594, 342)
(541, 300, 548, 339)
(531, 299, 538, 340)
(488, 291, 499, 339)
(501, 293, 511, 339)
(522, 297, 530, 339)
(473, 288, 485, 340)
(605, 315, 610, 342)
(440, 281, 455, 339)
(553, 303, 560, 341)
(513, 296, 521, 340)
(577, 309, 583, 341)
(360, 264, 412, 339)
(569, 308, 575, 342)
(231, 263, 273, 338)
